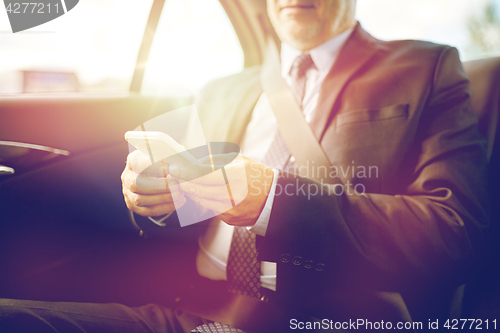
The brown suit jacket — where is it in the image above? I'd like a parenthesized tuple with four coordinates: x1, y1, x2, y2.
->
(192, 23, 489, 325)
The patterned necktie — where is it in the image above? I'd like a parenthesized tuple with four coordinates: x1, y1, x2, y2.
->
(262, 53, 315, 171)
(192, 322, 245, 333)
(290, 53, 315, 107)
(227, 226, 261, 298)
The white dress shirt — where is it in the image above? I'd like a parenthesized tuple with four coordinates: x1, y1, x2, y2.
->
(195, 27, 355, 291)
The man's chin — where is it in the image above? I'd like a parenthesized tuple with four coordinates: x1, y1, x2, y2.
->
(279, 23, 321, 49)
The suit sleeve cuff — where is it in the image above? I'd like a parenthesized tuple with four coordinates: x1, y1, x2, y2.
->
(247, 168, 279, 237)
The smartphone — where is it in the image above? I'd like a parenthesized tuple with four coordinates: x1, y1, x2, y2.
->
(125, 131, 199, 165)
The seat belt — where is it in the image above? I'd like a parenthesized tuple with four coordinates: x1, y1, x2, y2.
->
(260, 39, 333, 184)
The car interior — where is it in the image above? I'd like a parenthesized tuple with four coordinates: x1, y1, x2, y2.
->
(0, 0, 499, 324)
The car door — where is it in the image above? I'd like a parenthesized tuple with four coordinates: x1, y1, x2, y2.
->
(0, 0, 269, 305)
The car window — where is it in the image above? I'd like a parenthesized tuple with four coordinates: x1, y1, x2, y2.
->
(357, 0, 500, 61)
(141, 0, 244, 97)
(0, 0, 153, 94)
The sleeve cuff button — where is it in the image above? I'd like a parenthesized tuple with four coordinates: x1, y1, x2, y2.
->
(280, 254, 291, 263)
(316, 263, 326, 271)
(292, 256, 303, 265)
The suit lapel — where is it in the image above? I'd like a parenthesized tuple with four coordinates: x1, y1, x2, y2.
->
(310, 23, 381, 141)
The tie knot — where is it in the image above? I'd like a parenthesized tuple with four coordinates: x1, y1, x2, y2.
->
(291, 53, 315, 79)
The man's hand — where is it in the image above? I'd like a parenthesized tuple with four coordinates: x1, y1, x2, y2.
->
(121, 150, 186, 218)
(168, 153, 274, 227)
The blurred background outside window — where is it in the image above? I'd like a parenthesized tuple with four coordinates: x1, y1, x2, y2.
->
(0, 0, 499, 96)
(141, 0, 243, 97)
(357, 0, 500, 60)
(0, 0, 153, 94)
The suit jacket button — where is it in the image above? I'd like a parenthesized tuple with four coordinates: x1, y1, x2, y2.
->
(304, 260, 314, 269)
(292, 256, 302, 265)
(316, 263, 326, 271)
(280, 254, 290, 263)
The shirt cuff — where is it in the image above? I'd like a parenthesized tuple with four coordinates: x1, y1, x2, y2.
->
(147, 212, 173, 227)
(247, 168, 279, 237)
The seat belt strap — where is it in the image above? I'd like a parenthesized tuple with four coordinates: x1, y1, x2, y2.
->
(260, 38, 333, 183)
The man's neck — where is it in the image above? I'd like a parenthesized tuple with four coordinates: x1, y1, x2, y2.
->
(295, 21, 357, 53)
(281, 24, 356, 78)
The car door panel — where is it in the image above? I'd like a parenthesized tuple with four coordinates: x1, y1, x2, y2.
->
(0, 95, 193, 302)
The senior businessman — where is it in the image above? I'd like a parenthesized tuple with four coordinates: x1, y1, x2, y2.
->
(0, 0, 489, 332)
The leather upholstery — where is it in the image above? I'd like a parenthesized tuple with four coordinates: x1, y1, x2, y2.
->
(462, 57, 500, 317)
(464, 57, 500, 160)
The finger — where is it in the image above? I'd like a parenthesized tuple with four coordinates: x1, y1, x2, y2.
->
(170, 165, 241, 188)
(198, 155, 212, 165)
(126, 198, 186, 217)
(157, 160, 171, 178)
(126, 189, 183, 208)
(169, 163, 216, 182)
(124, 183, 185, 214)
(123, 168, 173, 194)
(127, 150, 155, 173)
(184, 190, 232, 215)
(135, 173, 172, 192)
(177, 181, 232, 204)
(198, 152, 239, 166)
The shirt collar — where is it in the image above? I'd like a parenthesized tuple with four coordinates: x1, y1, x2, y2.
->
(281, 25, 355, 78)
